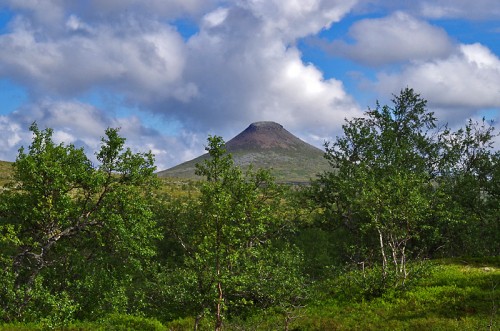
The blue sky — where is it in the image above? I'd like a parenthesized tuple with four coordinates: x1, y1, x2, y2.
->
(0, 0, 499, 169)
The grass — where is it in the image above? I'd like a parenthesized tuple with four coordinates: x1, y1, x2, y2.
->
(2, 258, 494, 330)
(0, 161, 12, 179)
(0, 161, 13, 186)
(286, 257, 499, 331)
(156, 177, 201, 198)
(157, 148, 330, 184)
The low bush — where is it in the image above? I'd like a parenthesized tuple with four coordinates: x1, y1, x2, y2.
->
(98, 314, 165, 331)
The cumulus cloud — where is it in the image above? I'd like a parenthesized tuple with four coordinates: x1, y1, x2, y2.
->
(1, 0, 498, 168)
(4, 0, 220, 26)
(0, 0, 362, 152)
(375, 43, 500, 122)
(241, 0, 358, 40)
(319, 12, 455, 66)
(3, 0, 66, 30)
(0, 100, 198, 169)
(0, 17, 194, 103)
(160, 1, 361, 141)
(0, 116, 27, 160)
(77, 0, 219, 20)
(10, 1, 360, 147)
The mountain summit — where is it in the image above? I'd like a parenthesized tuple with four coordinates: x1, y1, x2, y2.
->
(225, 121, 307, 151)
(157, 121, 330, 182)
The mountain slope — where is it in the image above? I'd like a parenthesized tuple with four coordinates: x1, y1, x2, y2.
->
(157, 121, 330, 183)
(0, 160, 13, 186)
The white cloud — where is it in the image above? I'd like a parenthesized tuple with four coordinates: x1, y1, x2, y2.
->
(164, 1, 361, 141)
(0, 0, 362, 167)
(0, 100, 199, 170)
(4, 0, 220, 27)
(203, 7, 229, 28)
(322, 12, 454, 66)
(4, 0, 66, 29)
(52, 130, 76, 145)
(0, 18, 193, 103)
(65, 15, 92, 33)
(80, 0, 218, 20)
(375, 43, 500, 121)
(0, 116, 26, 160)
(418, 0, 500, 19)
(242, 0, 358, 40)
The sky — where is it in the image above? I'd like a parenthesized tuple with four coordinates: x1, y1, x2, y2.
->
(0, 0, 499, 170)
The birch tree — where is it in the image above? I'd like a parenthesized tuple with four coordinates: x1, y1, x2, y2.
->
(312, 88, 443, 285)
(165, 136, 304, 330)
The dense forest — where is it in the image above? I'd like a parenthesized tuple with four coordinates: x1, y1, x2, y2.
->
(0, 88, 498, 330)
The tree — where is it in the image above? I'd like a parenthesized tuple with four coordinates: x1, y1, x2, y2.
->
(163, 136, 304, 330)
(437, 118, 499, 256)
(0, 123, 160, 322)
(311, 88, 444, 285)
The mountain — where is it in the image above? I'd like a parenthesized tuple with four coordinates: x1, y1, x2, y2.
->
(157, 121, 330, 183)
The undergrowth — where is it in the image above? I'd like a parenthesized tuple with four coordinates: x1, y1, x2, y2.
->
(0, 258, 497, 330)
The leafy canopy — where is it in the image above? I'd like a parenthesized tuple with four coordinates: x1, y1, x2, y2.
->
(0, 123, 160, 322)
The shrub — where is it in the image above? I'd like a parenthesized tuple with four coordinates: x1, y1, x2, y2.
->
(99, 314, 165, 331)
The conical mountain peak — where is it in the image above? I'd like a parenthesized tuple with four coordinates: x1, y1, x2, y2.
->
(158, 121, 330, 183)
(225, 121, 307, 151)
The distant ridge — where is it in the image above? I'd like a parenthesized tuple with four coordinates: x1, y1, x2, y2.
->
(157, 121, 330, 183)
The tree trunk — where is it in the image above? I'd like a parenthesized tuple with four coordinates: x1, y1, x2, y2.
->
(194, 314, 202, 331)
(377, 227, 388, 279)
(400, 245, 407, 285)
(215, 281, 223, 331)
(388, 235, 399, 273)
(215, 214, 223, 331)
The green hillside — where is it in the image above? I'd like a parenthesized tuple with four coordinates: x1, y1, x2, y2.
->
(158, 147, 330, 183)
(0, 160, 13, 186)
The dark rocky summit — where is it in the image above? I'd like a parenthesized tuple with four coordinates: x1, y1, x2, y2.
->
(225, 121, 307, 150)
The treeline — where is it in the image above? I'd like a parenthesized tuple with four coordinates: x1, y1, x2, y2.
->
(0, 88, 498, 329)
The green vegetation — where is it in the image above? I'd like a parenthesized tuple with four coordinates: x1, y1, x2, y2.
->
(1, 259, 497, 330)
(0, 88, 498, 330)
(0, 123, 160, 323)
(158, 136, 304, 330)
(0, 161, 12, 186)
(296, 258, 498, 331)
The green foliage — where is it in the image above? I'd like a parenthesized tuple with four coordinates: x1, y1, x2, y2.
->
(135, 259, 495, 331)
(0, 87, 497, 329)
(161, 135, 305, 330)
(311, 88, 444, 285)
(0, 314, 166, 331)
(436, 119, 499, 256)
(164, 316, 200, 331)
(310, 87, 499, 286)
(0, 123, 160, 322)
(291, 227, 343, 279)
(98, 314, 165, 331)
(317, 261, 434, 303)
(287, 259, 499, 331)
